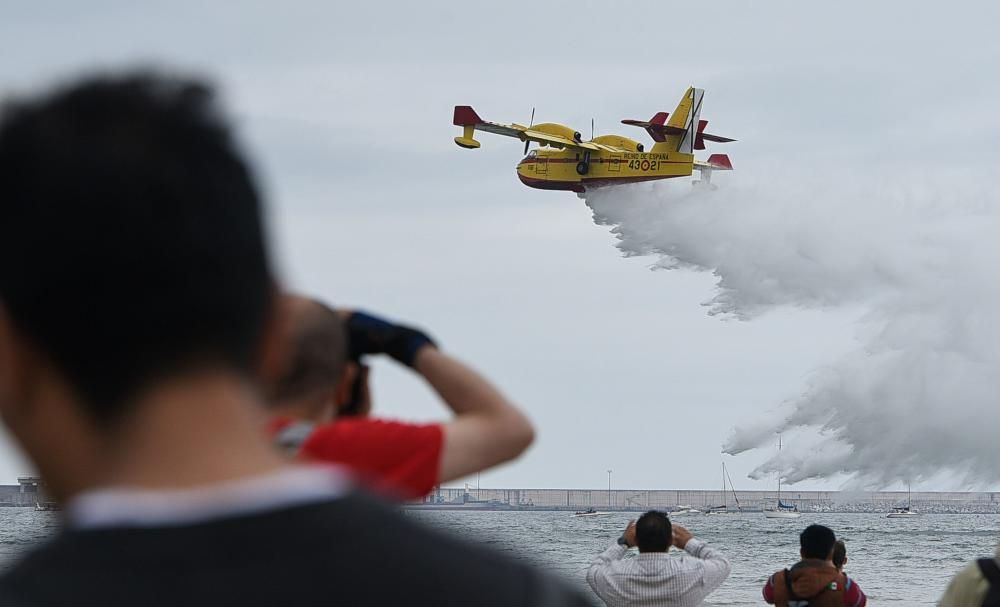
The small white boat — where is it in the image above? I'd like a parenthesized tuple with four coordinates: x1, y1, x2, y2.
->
(572, 508, 613, 517)
(669, 506, 702, 516)
(887, 484, 919, 518)
(886, 506, 919, 518)
(764, 506, 802, 519)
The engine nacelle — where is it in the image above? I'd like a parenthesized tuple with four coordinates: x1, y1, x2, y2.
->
(531, 123, 582, 144)
(591, 134, 644, 152)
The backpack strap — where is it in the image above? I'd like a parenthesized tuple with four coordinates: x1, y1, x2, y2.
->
(783, 568, 796, 598)
(977, 559, 1000, 607)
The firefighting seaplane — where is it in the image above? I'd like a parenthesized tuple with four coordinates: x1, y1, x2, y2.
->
(453, 86, 734, 194)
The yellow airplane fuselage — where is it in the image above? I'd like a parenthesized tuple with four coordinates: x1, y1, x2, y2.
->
(453, 87, 732, 193)
(516, 148, 694, 194)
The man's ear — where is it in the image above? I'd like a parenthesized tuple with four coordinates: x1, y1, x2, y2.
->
(334, 362, 372, 418)
(334, 362, 359, 408)
(256, 288, 293, 388)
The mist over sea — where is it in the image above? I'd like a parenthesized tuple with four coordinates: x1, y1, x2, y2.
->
(3, 508, 997, 604)
(586, 176, 1000, 489)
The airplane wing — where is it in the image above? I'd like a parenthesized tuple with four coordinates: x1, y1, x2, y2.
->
(453, 106, 600, 151)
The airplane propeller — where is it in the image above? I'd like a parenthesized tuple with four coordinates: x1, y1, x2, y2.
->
(591, 118, 595, 141)
(524, 107, 535, 155)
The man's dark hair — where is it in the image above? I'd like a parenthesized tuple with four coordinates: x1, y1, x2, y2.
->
(268, 299, 347, 404)
(800, 524, 837, 560)
(831, 539, 847, 569)
(635, 510, 672, 553)
(0, 72, 273, 423)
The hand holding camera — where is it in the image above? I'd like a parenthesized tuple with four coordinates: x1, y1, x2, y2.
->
(623, 521, 637, 548)
(344, 310, 437, 367)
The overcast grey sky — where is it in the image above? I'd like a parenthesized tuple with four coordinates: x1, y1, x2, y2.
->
(2, 1, 998, 492)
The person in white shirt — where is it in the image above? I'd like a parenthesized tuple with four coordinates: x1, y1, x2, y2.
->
(586, 510, 731, 607)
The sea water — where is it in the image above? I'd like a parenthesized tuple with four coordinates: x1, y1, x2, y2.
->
(0, 509, 60, 568)
(407, 510, 1000, 605)
(2, 508, 997, 604)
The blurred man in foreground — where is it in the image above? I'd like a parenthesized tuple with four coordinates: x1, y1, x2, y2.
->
(939, 544, 1000, 606)
(763, 524, 867, 606)
(267, 297, 534, 499)
(586, 511, 730, 606)
(0, 71, 589, 606)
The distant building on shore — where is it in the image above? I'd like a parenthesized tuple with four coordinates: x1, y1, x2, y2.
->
(0, 477, 54, 507)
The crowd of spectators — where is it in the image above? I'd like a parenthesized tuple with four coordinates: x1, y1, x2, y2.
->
(0, 69, 995, 607)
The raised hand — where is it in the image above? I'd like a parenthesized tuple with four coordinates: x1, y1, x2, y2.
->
(672, 524, 693, 549)
(343, 310, 436, 367)
(623, 520, 637, 548)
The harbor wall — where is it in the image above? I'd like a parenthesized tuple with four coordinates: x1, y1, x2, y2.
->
(417, 487, 1000, 514)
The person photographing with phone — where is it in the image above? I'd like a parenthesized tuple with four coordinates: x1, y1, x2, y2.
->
(586, 511, 731, 606)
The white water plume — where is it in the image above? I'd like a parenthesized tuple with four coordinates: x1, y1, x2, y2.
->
(584, 175, 1000, 488)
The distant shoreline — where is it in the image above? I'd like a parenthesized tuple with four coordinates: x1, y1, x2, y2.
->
(411, 487, 1000, 515)
(403, 504, 1000, 514)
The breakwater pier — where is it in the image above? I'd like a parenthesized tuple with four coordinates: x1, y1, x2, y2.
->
(409, 487, 1000, 514)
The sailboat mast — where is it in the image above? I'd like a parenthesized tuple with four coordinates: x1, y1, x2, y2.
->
(777, 435, 782, 502)
(722, 462, 727, 509)
(724, 462, 742, 513)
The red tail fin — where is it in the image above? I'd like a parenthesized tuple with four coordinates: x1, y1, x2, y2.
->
(649, 112, 669, 126)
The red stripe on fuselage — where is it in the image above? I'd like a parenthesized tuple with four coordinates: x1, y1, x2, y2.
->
(518, 158, 689, 165)
(517, 172, 685, 193)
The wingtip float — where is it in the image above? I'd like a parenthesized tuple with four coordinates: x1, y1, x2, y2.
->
(453, 86, 735, 194)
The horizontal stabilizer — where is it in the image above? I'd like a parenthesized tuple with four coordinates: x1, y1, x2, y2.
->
(695, 119, 737, 150)
(624, 114, 734, 148)
(701, 133, 736, 143)
(622, 113, 675, 142)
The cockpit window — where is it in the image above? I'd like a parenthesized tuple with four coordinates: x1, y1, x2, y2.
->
(527, 150, 537, 158)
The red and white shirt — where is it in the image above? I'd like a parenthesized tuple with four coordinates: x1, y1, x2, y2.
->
(266, 417, 444, 500)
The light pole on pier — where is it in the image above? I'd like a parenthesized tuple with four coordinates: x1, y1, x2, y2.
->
(607, 469, 613, 509)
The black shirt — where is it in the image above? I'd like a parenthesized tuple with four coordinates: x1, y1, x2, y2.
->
(0, 492, 593, 606)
